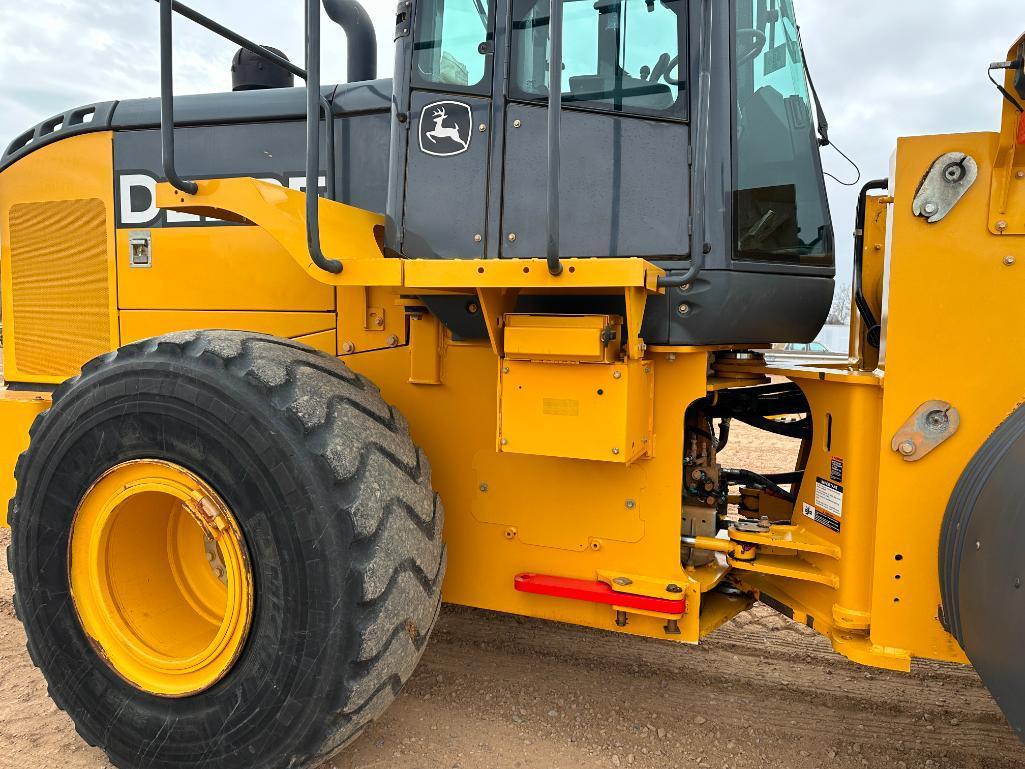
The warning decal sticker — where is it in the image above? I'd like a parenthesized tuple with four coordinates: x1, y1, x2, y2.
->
(803, 503, 841, 533)
(814, 478, 844, 518)
(830, 457, 844, 484)
(802, 477, 845, 533)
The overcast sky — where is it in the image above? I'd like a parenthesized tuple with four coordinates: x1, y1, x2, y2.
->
(0, 0, 1020, 281)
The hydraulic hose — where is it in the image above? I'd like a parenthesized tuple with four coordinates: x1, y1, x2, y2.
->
(721, 468, 796, 504)
(853, 179, 888, 348)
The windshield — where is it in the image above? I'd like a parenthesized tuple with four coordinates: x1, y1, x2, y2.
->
(733, 0, 832, 266)
(413, 0, 492, 91)
(510, 0, 687, 118)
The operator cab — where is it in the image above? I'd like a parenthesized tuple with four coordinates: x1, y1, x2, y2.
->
(388, 0, 836, 346)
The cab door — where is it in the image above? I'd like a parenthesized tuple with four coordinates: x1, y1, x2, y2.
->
(501, 0, 691, 260)
(402, 0, 495, 260)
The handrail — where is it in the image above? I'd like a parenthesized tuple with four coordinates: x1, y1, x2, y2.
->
(658, 0, 713, 289)
(159, 0, 197, 195)
(304, 0, 343, 272)
(155, 0, 342, 274)
(545, 0, 564, 277)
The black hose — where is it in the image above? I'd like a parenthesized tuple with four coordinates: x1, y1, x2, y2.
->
(853, 179, 888, 348)
(715, 418, 731, 452)
(721, 468, 796, 504)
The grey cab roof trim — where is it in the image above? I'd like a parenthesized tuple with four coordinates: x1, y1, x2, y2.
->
(0, 78, 393, 174)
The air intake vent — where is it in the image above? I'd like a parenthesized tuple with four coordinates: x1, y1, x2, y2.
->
(9, 199, 112, 378)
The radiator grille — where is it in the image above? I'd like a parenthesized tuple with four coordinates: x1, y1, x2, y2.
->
(9, 200, 111, 378)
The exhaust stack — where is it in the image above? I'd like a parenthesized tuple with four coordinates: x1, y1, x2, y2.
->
(322, 0, 378, 82)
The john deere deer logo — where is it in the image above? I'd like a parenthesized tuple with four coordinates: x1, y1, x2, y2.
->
(419, 100, 472, 157)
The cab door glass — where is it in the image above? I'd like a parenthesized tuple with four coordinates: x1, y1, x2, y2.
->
(413, 0, 493, 92)
(733, 0, 832, 265)
(511, 0, 687, 119)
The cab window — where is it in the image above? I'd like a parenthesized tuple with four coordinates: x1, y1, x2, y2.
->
(510, 0, 688, 118)
(733, 0, 832, 265)
(413, 0, 493, 92)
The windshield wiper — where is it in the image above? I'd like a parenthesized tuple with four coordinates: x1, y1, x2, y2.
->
(473, 0, 488, 27)
(792, 23, 829, 146)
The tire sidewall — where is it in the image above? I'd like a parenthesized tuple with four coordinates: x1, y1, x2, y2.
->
(12, 352, 358, 768)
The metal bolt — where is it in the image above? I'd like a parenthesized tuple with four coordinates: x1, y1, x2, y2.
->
(502, 366, 510, 374)
(1017, 171, 1025, 179)
(500, 438, 508, 446)
(1016, 577, 1022, 589)
(613, 576, 633, 586)
(679, 283, 692, 293)
(479, 123, 487, 133)
(505, 527, 516, 540)
(613, 370, 622, 380)
(925, 408, 950, 432)
(513, 119, 522, 128)
(387, 334, 399, 347)
(643, 366, 651, 374)
(612, 448, 621, 456)
(678, 303, 691, 316)
(474, 233, 482, 243)
(508, 233, 517, 242)
(1005, 255, 1017, 266)
(922, 202, 939, 216)
(666, 583, 683, 594)
(479, 483, 489, 493)
(467, 302, 480, 314)
(997, 220, 1009, 232)
(976, 540, 982, 551)
(342, 341, 356, 354)
(374, 316, 385, 328)
(625, 499, 636, 510)
(898, 440, 916, 457)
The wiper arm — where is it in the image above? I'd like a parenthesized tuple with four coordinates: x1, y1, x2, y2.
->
(473, 0, 488, 27)
(793, 24, 829, 147)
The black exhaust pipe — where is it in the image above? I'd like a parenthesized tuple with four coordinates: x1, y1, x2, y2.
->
(322, 0, 378, 82)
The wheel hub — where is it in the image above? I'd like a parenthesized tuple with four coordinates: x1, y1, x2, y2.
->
(69, 460, 253, 697)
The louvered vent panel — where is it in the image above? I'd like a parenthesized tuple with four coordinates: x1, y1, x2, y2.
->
(9, 200, 111, 377)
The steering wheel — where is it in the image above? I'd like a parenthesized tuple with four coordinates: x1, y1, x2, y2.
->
(737, 28, 768, 66)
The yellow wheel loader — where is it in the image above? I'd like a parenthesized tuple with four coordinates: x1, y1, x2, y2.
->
(1, 0, 1024, 766)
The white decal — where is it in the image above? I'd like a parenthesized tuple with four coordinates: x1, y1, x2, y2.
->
(118, 174, 158, 225)
(419, 101, 472, 157)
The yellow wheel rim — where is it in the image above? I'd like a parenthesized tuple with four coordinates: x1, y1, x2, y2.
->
(69, 460, 253, 697)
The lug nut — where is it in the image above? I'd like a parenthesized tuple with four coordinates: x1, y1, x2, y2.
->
(1005, 256, 1017, 266)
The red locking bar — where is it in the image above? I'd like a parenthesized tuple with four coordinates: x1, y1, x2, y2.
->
(514, 573, 685, 615)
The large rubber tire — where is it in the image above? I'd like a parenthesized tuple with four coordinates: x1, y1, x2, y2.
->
(941, 402, 1025, 742)
(8, 331, 445, 769)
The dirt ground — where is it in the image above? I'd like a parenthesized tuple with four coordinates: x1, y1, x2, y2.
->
(2, 425, 1023, 769)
